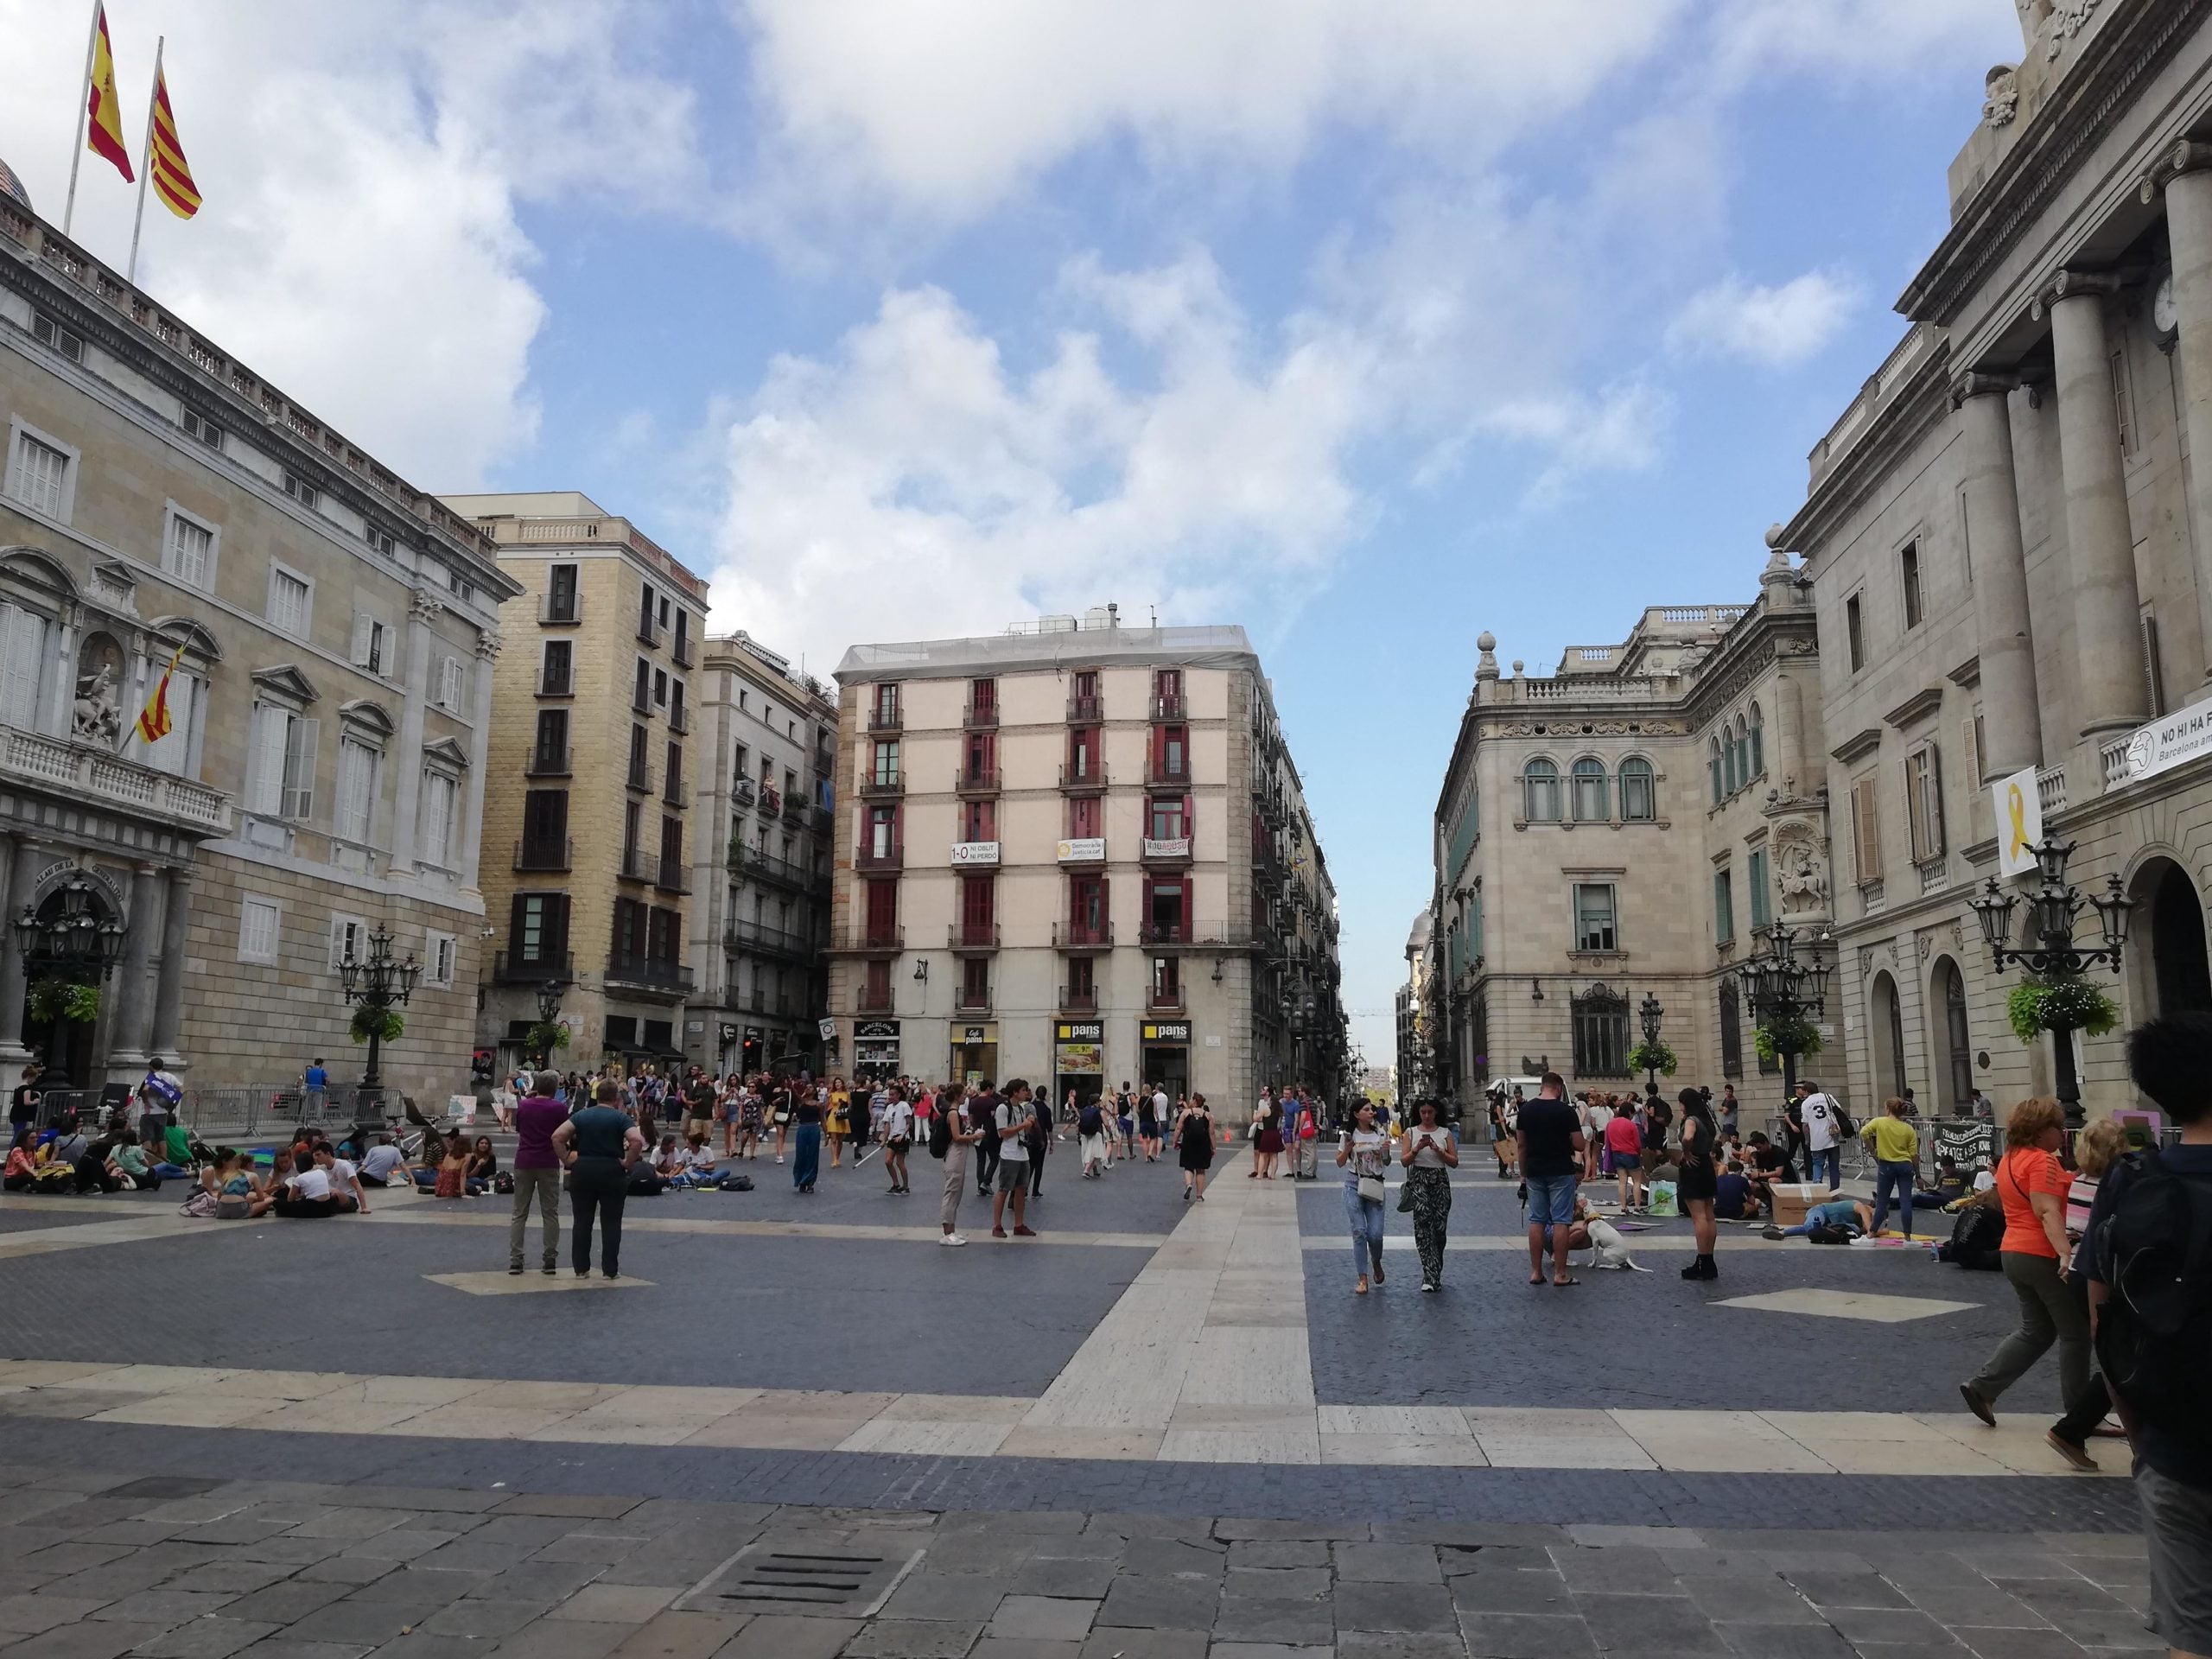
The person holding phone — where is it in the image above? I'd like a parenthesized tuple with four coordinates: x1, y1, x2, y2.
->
(1398, 1098, 1459, 1293)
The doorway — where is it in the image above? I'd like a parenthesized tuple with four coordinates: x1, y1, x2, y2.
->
(1868, 970, 1905, 1103)
(1142, 1045, 1190, 1103)
(1931, 957, 1972, 1111)
(2150, 861, 2212, 1015)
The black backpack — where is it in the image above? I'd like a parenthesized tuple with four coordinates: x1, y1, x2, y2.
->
(1078, 1104, 1103, 1138)
(1939, 1202, 2004, 1269)
(2094, 1150, 2212, 1453)
(928, 1109, 952, 1160)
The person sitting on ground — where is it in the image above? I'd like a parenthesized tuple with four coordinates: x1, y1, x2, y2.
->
(316, 1144, 370, 1214)
(1764, 1197, 1874, 1240)
(464, 1135, 499, 1195)
(1920, 1154, 1973, 1209)
(432, 1135, 471, 1199)
(683, 1133, 719, 1183)
(1713, 1158, 1758, 1222)
(273, 1149, 343, 1217)
(3, 1139, 37, 1191)
(206, 1148, 272, 1218)
(356, 1135, 411, 1188)
(652, 1133, 689, 1185)
(105, 1128, 160, 1191)
(158, 1118, 198, 1177)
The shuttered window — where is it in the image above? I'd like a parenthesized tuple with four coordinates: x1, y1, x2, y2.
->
(1851, 774, 1882, 884)
(1906, 744, 1944, 864)
(0, 603, 50, 729)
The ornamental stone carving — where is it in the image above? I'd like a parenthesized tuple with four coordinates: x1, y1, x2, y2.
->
(409, 588, 443, 624)
(1776, 837, 1829, 918)
(1982, 64, 2019, 128)
(2046, 0, 2098, 60)
(474, 628, 504, 662)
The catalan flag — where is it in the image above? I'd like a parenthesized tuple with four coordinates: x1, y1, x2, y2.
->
(85, 3, 133, 183)
(136, 639, 186, 747)
(148, 65, 199, 219)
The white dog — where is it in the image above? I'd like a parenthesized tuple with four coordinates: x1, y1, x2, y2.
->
(1583, 1213, 1649, 1272)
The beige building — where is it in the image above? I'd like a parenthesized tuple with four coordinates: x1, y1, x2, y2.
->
(1770, 0, 2212, 1117)
(1430, 562, 1827, 1103)
(689, 631, 836, 1076)
(0, 183, 519, 1101)
(829, 617, 1346, 1106)
(447, 493, 706, 1077)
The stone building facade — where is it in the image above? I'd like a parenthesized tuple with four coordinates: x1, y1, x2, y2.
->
(829, 618, 1346, 1108)
(0, 191, 518, 1101)
(688, 631, 836, 1076)
(1429, 561, 1828, 1106)
(448, 493, 707, 1078)
(1772, 0, 2212, 1119)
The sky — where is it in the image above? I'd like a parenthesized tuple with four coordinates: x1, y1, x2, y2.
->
(0, 0, 2029, 1071)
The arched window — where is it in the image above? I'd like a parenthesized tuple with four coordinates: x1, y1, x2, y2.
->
(1619, 757, 1656, 821)
(1736, 715, 1752, 790)
(1523, 758, 1560, 823)
(1722, 730, 1738, 796)
(1709, 740, 1725, 804)
(1749, 702, 1764, 779)
(1570, 757, 1607, 822)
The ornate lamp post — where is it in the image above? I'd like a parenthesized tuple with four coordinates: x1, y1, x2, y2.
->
(1730, 919, 1832, 1097)
(337, 922, 422, 1108)
(13, 873, 125, 1082)
(1966, 834, 2131, 1122)
(1637, 992, 1664, 1094)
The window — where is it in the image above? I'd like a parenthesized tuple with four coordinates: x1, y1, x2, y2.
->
(623, 798, 642, 863)
(521, 790, 568, 865)
(1713, 868, 1734, 944)
(282, 471, 320, 512)
(959, 874, 995, 941)
(1068, 794, 1100, 838)
(1851, 774, 1883, 884)
(865, 878, 899, 944)
(1709, 740, 1725, 804)
(1570, 983, 1630, 1077)
(1619, 757, 1656, 821)
(545, 563, 579, 623)
(31, 312, 84, 362)
(162, 508, 216, 588)
(420, 771, 458, 868)
(733, 741, 748, 783)
(865, 959, 892, 1007)
(1148, 878, 1189, 942)
(867, 804, 898, 858)
(1736, 718, 1751, 789)
(1748, 847, 1770, 929)
(435, 655, 467, 713)
(1846, 592, 1865, 672)
(1905, 743, 1944, 864)
(5, 428, 71, 519)
(509, 892, 569, 966)
(425, 931, 457, 988)
(653, 668, 667, 708)
(266, 565, 311, 637)
(1570, 757, 1607, 822)
(960, 798, 995, 842)
(540, 639, 572, 696)
(959, 957, 991, 1010)
(334, 737, 378, 843)
(1155, 724, 1189, 779)
(670, 678, 686, 730)
(248, 704, 317, 821)
(1572, 882, 1617, 952)
(872, 739, 899, 787)
(964, 729, 995, 785)
(1966, 711, 1985, 790)
(1719, 981, 1743, 1079)
(0, 601, 52, 729)
(180, 407, 221, 451)
(627, 724, 650, 790)
(969, 677, 996, 720)
(350, 612, 391, 677)
(1523, 759, 1561, 823)
(1900, 542, 1923, 630)
(532, 709, 569, 773)
(1068, 727, 1101, 779)
(1149, 795, 1188, 839)
(664, 739, 684, 802)
(658, 813, 683, 877)
(362, 524, 395, 558)
(633, 658, 651, 711)
(873, 683, 899, 726)
(1151, 956, 1181, 1007)
(638, 582, 658, 641)
(327, 914, 368, 972)
(1070, 874, 1107, 940)
(1066, 955, 1095, 1004)
(1723, 728, 1738, 795)
(238, 896, 281, 966)
(1749, 704, 1764, 779)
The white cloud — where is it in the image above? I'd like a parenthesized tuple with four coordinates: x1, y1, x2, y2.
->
(1703, 0, 2024, 86)
(1666, 270, 1862, 369)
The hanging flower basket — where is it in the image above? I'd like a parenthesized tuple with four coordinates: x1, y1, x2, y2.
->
(526, 1020, 571, 1057)
(1753, 1018, 1824, 1063)
(2006, 975, 2119, 1044)
(1626, 1039, 1677, 1077)
(28, 978, 100, 1027)
(349, 1007, 405, 1046)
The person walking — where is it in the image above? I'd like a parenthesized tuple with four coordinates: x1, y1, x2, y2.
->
(1338, 1100, 1390, 1294)
(1862, 1095, 1923, 1238)
(507, 1071, 566, 1277)
(1176, 1091, 1216, 1202)
(826, 1078, 851, 1168)
(551, 1080, 645, 1279)
(1516, 1071, 1586, 1288)
(790, 1076, 824, 1193)
(937, 1083, 979, 1246)
(1078, 1096, 1109, 1178)
(2044, 1116, 2126, 1471)
(880, 1084, 913, 1194)
(1398, 1098, 1458, 1293)
(1960, 1098, 2091, 1436)
(990, 1078, 1039, 1239)
(1675, 1087, 1720, 1281)
(970, 1081, 1001, 1197)
(1796, 1080, 1843, 1190)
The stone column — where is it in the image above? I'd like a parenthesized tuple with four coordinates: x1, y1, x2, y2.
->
(147, 866, 192, 1068)
(0, 837, 48, 1062)
(459, 628, 499, 889)
(104, 862, 159, 1072)
(1954, 374, 2044, 775)
(2041, 272, 2150, 737)
(387, 588, 442, 875)
(2150, 143, 2212, 680)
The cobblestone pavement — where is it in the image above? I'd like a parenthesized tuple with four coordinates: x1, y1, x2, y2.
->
(0, 1464, 2161, 1658)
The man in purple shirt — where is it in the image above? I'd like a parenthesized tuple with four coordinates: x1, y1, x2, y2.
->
(509, 1070, 568, 1275)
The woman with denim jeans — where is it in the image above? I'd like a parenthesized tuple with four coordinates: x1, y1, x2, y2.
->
(1337, 1101, 1390, 1294)
(1860, 1096, 1922, 1237)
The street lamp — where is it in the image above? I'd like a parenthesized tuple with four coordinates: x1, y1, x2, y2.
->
(1729, 918, 1831, 1096)
(13, 872, 126, 982)
(1967, 834, 2131, 1121)
(1637, 992, 1664, 1094)
(338, 922, 422, 1109)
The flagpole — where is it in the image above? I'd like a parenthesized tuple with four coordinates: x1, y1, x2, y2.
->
(126, 35, 162, 283)
(60, 0, 102, 236)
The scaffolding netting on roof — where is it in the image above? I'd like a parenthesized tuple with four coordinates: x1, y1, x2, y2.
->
(835, 624, 1256, 683)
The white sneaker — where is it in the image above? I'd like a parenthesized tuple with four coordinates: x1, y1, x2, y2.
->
(940, 1233, 968, 1247)
(775, 1155, 785, 1164)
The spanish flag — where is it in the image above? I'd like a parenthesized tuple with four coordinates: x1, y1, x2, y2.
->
(136, 639, 185, 746)
(149, 65, 198, 219)
(85, 3, 134, 183)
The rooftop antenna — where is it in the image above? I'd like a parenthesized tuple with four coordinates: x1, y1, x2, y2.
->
(1149, 604, 1156, 629)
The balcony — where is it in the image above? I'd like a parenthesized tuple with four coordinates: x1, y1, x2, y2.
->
(858, 771, 904, 799)
(1147, 984, 1188, 1012)
(733, 778, 757, 808)
(1058, 762, 1109, 795)
(948, 921, 1001, 954)
(963, 700, 999, 730)
(854, 840, 905, 873)
(537, 589, 581, 626)
(537, 667, 573, 697)
(761, 786, 782, 817)
(1052, 920, 1114, 950)
(671, 632, 695, 670)
(635, 611, 663, 648)
(1147, 756, 1192, 788)
(493, 950, 572, 985)
(618, 846, 651, 883)
(1139, 920, 1226, 953)
(525, 747, 571, 779)
(955, 766, 1001, 798)
(1058, 985, 1098, 1014)
(655, 856, 690, 894)
(867, 705, 903, 735)
(626, 760, 652, 793)
(1067, 692, 1103, 722)
(631, 683, 652, 717)
(729, 839, 815, 889)
(813, 804, 834, 836)
(855, 983, 895, 1013)
(726, 919, 812, 963)
(953, 991, 994, 1014)
(513, 837, 572, 872)
(1141, 836, 1192, 867)
(1150, 693, 1185, 721)
(0, 725, 232, 836)
(781, 791, 808, 823)
(830, 924, 905, 957)
(605, 951, 692, 999)
(668, 702, 690, 735)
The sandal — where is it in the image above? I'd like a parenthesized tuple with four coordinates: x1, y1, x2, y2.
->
(1552, 1275, 1580, 1287)
(1354, 1276, 1369, 1294)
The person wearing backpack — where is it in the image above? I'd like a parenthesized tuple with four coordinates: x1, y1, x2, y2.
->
(931, 1084, 978, 1247)
(2091, 1015, 2212, 1657)
(1077, 1097, 1108, 1179)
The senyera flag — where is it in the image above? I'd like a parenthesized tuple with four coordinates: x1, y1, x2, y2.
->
(136, 638, 186, 747)
(86, 2, 134, 182)
(149, 64, 199, 218)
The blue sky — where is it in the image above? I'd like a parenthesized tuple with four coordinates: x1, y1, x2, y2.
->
(0, 0, 2027, 1065)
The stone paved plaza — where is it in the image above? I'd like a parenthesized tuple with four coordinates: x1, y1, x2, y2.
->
(0, 1144, 2157, 1657)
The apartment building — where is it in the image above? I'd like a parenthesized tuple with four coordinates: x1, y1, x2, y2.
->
(829, 616, 1347, 1108)
(448, 492, 706, 1076)
(689, 630, 836, 1076)
(1429, 556, 1828, 1103)
(0, 182, 519, 1098)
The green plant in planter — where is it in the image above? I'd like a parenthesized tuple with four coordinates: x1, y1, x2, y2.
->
(1752, 1018, 1824, 1063)
(525, 1020, 571, 1058)
(349, 1006, 405, 1046)
(1625, 1039, 1677, 1077)
(2005, 974, 2120, 1045)
(28, 979, 100, 1027)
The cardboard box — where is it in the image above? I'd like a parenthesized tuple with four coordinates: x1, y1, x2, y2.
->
(1769, 1183, 1830, 1225)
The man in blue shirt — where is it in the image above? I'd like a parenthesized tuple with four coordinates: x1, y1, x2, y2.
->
(302, 1057, 329, 1116)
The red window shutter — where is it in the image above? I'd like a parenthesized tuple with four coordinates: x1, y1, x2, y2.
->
(1182, 874, 1194, 940)
(1100, 875, 1110, 938)
(1183, 792, 1194, 836)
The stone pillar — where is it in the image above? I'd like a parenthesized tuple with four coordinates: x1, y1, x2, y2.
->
(387, 588, 442, 875)
(2041, 272, 2150, 737)
(104, 862, 159, 1073)
(147, 866, 192, 1069)
(459, 628, 499, 889)
(0, 836, 50, 1066)
(1954, 375, 2044, 775)
(2151, 144, 2212, 680)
